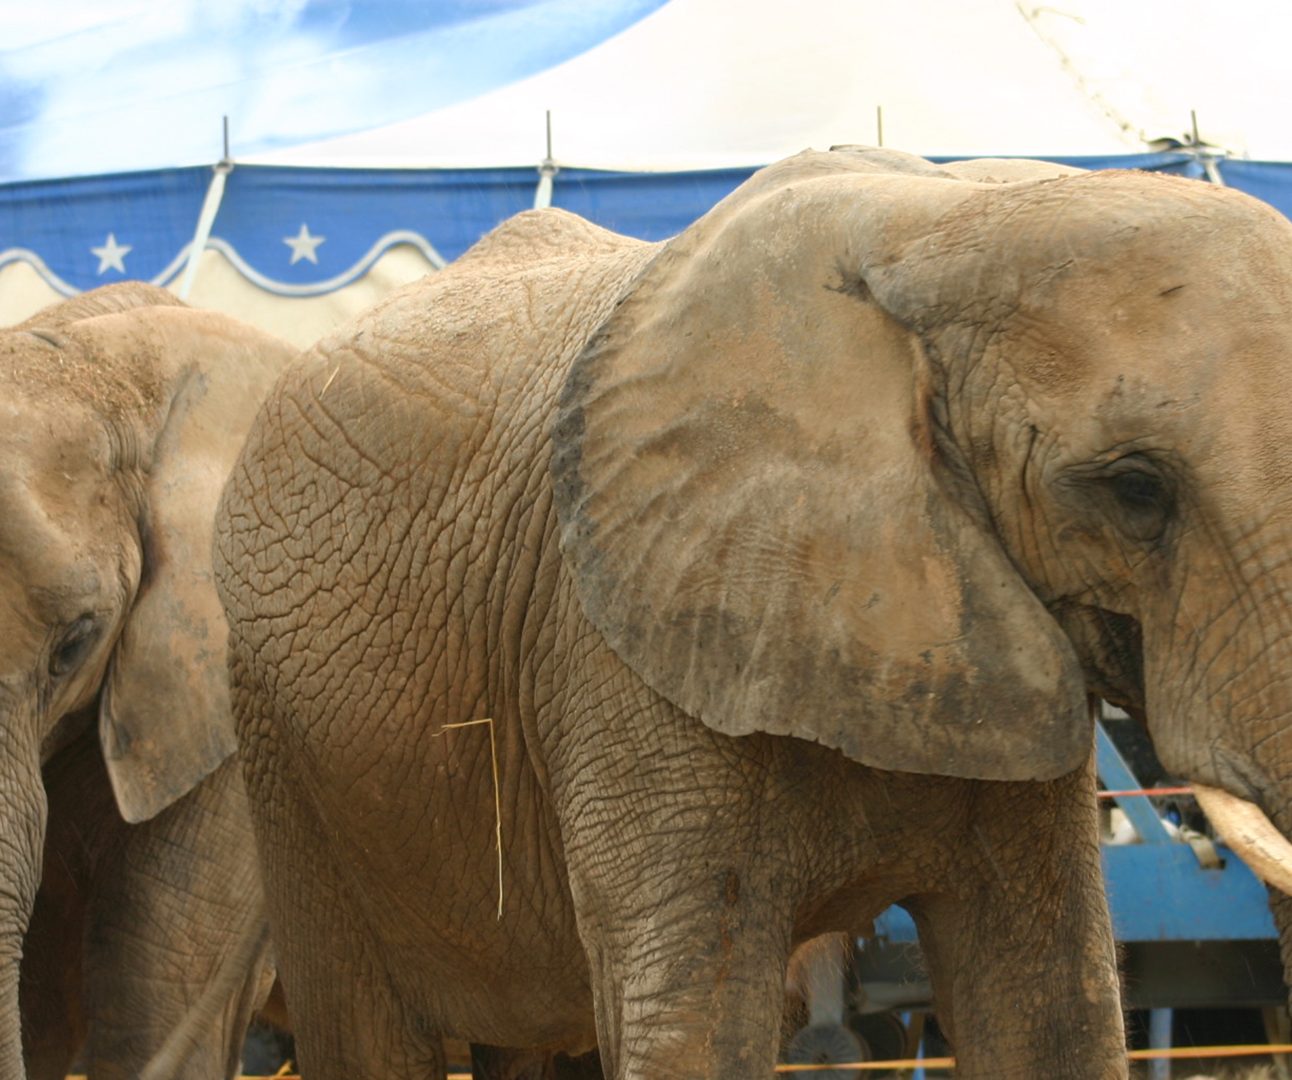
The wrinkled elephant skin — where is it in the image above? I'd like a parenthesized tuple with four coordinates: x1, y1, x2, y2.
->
(216, 148, 1292, 1079)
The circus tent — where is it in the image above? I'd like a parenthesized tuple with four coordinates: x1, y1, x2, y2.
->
(2, 0, 1288, 341)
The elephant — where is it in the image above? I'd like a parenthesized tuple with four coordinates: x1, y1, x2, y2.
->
(0, 283, 297, 1078)
(214, 145, 1292, 1079)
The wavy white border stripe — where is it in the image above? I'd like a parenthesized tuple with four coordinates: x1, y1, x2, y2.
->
(0, 230, 447, 298)
(0, 248, 82, 296)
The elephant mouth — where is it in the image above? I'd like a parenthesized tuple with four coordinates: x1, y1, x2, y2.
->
(1193, 784, 1292, 896)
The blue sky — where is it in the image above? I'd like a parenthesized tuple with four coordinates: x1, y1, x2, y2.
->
(0, 0, 668, 182)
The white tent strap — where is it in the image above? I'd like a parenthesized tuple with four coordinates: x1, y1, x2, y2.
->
(178, 162, 232, 299)
(534, 160, 558, 209)
(1201, 155, 1227, 186)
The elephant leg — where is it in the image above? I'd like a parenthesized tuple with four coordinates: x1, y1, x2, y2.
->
(21, 734, 105, 1080)
(903, 763, 1126, 1080)
(244, 767, 444, 1079)
(80, 756, 271, 1080)
(563, 826, 792, 1080)
(281, 916, 446, 1080)
(550, 703, 800, 1077)
(20, 851, 88, 1080)
(579, 875, 791, 1078)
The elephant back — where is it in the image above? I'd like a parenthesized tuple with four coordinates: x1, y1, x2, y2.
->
(215, 207, 655, 732)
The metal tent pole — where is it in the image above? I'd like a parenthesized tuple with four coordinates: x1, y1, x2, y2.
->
(534, 111, 558, 210)
(1190, 110, 1227, 187)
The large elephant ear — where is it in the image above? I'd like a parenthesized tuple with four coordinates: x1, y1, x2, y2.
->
(78, 306, 296, 823)
(552, 162, 1089, 781)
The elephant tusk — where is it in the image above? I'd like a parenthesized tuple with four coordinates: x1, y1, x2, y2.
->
(1193, 783, 1292, 896)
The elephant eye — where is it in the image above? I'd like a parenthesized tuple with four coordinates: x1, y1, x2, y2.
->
(49, 615, 100, 678)
(1098, 458, 1174, 542)
(1107, 468, 1167, 509)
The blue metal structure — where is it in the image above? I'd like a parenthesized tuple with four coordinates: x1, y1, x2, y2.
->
(1096, 723, 1277, 944)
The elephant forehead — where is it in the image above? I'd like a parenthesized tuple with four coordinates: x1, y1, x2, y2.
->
(982, 169, 1287, 255)
(0, 391, 112, 472)
(0, 322, 165, 421)
(983, 296, 1292, 544)
(0, 475, 122, 596)
(0, 424, 116, 538)
(932, 171, 1292, 324)
(0, 399, 127, 606)
(982, 207, 1292, 406)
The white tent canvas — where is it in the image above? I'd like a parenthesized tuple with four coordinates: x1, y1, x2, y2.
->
(257, 0, 1292, 170)
(2, 0, 1289, 343)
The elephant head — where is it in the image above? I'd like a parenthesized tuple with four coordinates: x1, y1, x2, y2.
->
(0, 283, 294, 1073)
(553, 149, 1292, 901)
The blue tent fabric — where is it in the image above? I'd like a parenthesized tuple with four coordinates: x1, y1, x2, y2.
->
(552, 167, 756, 241)
(0, 162, 761, 297)
(1211, 160, 1292, 221)
(0, 151, 1284, 299)
(0, 168, 209, 293)
(212, 167, 539, 292)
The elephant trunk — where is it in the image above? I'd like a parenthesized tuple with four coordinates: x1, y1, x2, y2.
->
(1141, 536, 1292, 901)
(1268, 887, 1292, 1015)
(1192, 748, 1292, 1008)
(1194, 784, 1292, 895)
(0, 725, 51, 1079)
(0, 960, 26, 1079)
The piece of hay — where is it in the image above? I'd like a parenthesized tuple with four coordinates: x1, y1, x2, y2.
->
(437, 718, 504, 919)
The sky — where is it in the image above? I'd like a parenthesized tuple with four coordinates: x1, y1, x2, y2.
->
(3, 0, 1290, 184)
(0, 0, 667, 182)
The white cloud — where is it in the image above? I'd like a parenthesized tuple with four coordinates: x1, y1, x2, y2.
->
(0, 1, 147, 52)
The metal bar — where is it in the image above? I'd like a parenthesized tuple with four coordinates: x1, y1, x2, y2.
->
(1096, 721, 1174, 844)
(1190, 110, 1228, 186)
(534, 109, 558, 210)
(1148, 1007, 1173, 1080)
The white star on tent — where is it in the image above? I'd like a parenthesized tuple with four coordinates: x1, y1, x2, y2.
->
(284, 224, 325, 265)
(91, 233, 131, 275)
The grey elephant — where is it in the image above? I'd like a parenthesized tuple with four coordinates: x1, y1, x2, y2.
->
(1, 283, 295, 1078)
(215, 147, 1292, 1079)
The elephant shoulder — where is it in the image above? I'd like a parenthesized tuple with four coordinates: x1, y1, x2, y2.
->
(938, 157, 1085, 184)
(300, 214, 654, 418)
(455, 208, 640, 271)
(243, 210, 654, 522)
